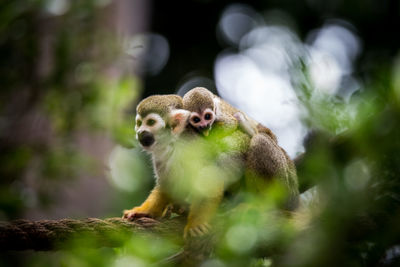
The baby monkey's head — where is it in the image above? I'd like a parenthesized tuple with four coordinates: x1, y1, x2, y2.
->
(183, 87, 217, 136)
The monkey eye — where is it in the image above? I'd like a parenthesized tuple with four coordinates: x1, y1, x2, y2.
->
(147, 119, 156, 126)
(204, 113, 212, 120)
(192, 116, 201, 123)
(136, 120, 142, 127)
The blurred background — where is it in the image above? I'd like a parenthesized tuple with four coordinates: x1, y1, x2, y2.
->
(1, 0, 400, 266)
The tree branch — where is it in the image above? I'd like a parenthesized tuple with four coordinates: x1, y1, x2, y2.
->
(0, 217, 185, 251)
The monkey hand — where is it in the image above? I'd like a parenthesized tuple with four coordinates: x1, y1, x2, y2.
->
(122, 206, 159, 221)
(183, 189, 222, 238)
(233, 111, 244, 122)
(183, 220, 211, 239)
(123, 186, 169, 221)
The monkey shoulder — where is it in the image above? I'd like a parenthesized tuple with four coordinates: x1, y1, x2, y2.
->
(257, 124, 278, 143)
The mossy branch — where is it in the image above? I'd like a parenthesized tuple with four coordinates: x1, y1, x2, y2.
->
(0, 217, 185, 251)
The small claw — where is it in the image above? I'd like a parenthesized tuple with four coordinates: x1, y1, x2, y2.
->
(199, 224, 209, 234)
(193, 225, 207, 237)
(190, 228, 201, 237)
(184, 223, 212, 239)
(127, 213, 136, 221)
(122, 210, 132, 219)
(198, 227, 206, 236)
(195, 227, 203, 236)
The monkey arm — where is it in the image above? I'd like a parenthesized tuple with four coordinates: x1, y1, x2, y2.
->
(184, 180, 224, 238)
(123, 185, 170, 220)
(233, 111, 279, 144)
(233, 112, 259, 137)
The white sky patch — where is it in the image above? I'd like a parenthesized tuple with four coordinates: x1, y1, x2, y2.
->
(240, 26, 304, 72)
(306, 22, 361, 96)
(308, 48, 343, 94)
(215, 53, 306, 157)
(214, 6, 362, 157)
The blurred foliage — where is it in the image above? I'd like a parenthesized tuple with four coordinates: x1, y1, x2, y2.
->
(1, 0, 400, 267)
(0, 0, 140, 220)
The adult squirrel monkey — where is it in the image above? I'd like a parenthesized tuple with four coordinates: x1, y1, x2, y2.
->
(122, 95, 227, 238)
(123, 90, 299, 239)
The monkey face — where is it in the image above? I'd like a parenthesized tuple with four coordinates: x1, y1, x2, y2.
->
(135, 113, 165, 150)
(189, 108, 215, 136)
(135, 109, 190, 151)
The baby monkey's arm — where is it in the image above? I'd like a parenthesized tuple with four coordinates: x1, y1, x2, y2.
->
(234, 112, 278, 143)
(234, 112, 259, 137)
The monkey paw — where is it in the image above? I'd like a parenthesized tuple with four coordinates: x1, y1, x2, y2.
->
(183, 222, 211, 239)
(122, 207, 152, 221)
(233, 112, 244, 122)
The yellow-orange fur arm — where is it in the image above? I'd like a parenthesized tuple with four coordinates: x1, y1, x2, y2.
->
(184, 182, 224, 238)
(123, 185, 170, 220)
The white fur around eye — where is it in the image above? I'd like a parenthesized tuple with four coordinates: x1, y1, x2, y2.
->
(135, 114, 143, 130)
(144, 114, 165, 130)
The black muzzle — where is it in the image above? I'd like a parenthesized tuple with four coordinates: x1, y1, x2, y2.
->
(138, 131, 155, 147)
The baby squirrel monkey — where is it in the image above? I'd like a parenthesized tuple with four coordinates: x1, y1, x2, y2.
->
(123, 94, 225, 238)
(183, 87, 299, 210)
(183, 87, 276, 140)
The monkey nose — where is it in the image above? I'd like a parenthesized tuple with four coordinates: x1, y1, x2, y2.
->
(198, 122, 210, 129)
(138, 131, 155, 147)
(198, 126, 207, 132)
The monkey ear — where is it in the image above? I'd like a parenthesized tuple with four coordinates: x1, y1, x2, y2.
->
(169, 109, 191, 135)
